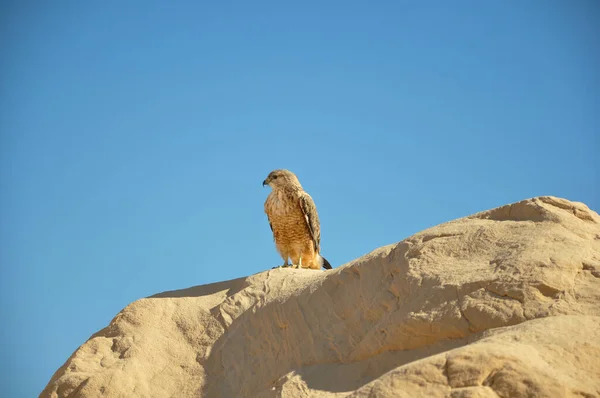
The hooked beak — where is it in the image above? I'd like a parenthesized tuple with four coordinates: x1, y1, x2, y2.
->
(262, 179, 268, 187)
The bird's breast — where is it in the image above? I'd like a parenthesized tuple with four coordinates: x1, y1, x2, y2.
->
(266, 191, 292, 216)
(265, 191, 312, 250)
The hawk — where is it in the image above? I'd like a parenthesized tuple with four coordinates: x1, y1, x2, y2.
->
(263, 169, 332, 270)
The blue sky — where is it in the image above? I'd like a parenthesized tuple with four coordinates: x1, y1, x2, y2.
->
(1, 1, 598, 396)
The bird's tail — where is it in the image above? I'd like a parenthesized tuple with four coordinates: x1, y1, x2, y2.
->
(318, 254, 332, 270)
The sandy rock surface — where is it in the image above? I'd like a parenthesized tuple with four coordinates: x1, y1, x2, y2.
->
(41, 196, 600, 397)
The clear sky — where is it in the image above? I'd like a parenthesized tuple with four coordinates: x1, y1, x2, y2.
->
(1, 1, 598, 396)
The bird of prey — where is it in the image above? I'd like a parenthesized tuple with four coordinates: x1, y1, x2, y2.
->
(263, 169, 332, 270)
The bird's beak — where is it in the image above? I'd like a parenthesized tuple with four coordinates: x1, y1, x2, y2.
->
(262, 179, 268, 187)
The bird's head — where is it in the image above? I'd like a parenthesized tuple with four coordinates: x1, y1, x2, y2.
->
(262, 169, 302, 190)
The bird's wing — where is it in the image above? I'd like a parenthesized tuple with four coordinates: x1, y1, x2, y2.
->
(264, 199, 275, 236)
(298, 192, 321, 253)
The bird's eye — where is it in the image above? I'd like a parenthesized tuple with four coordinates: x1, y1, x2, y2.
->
(273, 175, 278, 179)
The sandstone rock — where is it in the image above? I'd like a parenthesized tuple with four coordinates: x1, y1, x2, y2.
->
(40, 196, 600, 397)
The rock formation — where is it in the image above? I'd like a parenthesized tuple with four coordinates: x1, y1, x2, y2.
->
(41, 196, 600, 397)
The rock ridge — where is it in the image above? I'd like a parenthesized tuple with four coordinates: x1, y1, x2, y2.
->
(41, 196, 600, 397)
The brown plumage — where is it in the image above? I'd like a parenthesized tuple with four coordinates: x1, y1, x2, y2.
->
(263, 169, 332, 270)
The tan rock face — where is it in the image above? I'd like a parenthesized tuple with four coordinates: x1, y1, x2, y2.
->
(40, 196, 600, 398)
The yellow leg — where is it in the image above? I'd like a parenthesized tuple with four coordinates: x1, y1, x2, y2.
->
(292, 254, 303, 269)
